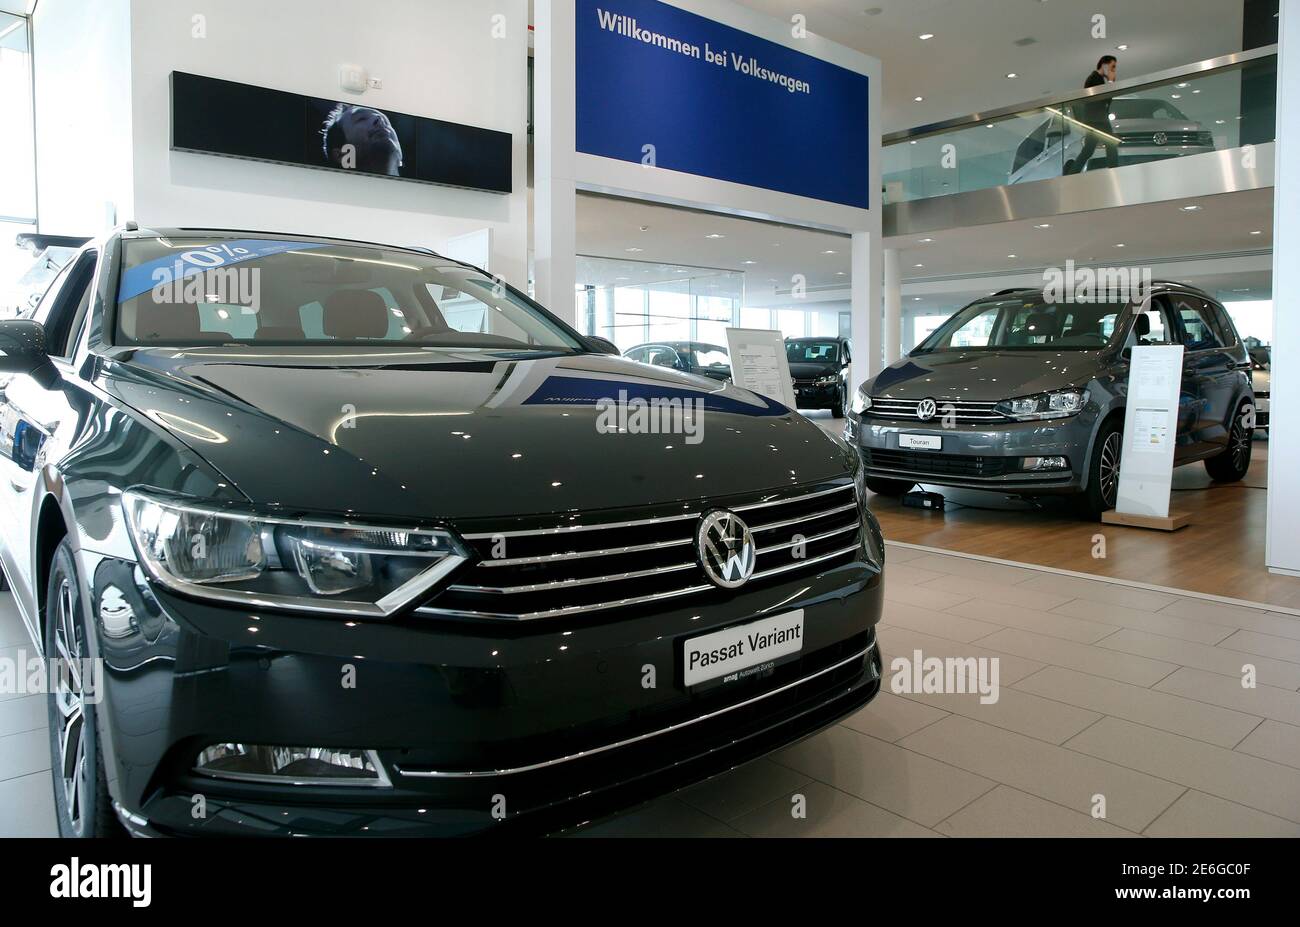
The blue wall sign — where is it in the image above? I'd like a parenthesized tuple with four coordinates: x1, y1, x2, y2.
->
(576, 0, 870, 209)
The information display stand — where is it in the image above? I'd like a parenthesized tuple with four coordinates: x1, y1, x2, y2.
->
(1102, 344, 1190, 531)
(725, 328, 798, 411)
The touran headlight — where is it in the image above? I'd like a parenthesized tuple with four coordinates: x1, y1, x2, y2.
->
(850, 385, 873, 416)
(122, 490, 467, 617)
(815, 375, 838, 386)
(994, 388, 1089, 421)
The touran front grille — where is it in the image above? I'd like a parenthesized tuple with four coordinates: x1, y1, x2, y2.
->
(1119, 131, 1213, 146)
(863, 448, 1018, 478)
(866, 397, 1005, 423)
(416, 482, 864, 621)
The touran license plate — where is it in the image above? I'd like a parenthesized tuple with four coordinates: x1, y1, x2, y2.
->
(683, 610, 804, 687)
(899, 433, 942, 451)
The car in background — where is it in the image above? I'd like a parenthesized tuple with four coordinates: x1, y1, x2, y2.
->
(847, 282, 1255, 518)
(787, 336, 852, 418)
(623, 340, 732, 381)
(1250, 346, 1270, 433)
(1009, 98, 1216, 184)
(0, 226, 884, 837)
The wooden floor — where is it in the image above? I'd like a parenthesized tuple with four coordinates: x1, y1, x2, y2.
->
(805, 412, 1300, 611)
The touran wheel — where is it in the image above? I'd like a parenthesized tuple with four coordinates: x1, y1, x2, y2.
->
(1205, 403, 1254, 483)
(44, 540, 121, 837)
(864, 477, 915, 497)
(1079, 419, 1123, 520)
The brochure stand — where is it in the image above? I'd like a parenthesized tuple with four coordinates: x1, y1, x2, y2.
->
(725, 328, 798, 411)
(1101, 344, 1191, 531)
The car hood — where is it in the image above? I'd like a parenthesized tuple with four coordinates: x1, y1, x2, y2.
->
(100, 347, 854, 522)
(867, 350, 1106, 403)
(789, 361, 838, 379)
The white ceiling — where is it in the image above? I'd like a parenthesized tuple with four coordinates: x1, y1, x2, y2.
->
(734, 0, 1248, 132)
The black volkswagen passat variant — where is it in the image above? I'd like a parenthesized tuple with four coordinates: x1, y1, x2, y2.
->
(0, 228, 883, 836)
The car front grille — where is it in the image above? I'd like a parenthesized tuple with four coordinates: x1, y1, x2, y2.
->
(866, 397, 1005, 423)
(1119, 131, 1213, 146)
(416, 482, 865, 621)
(863, 448, 1019, 478)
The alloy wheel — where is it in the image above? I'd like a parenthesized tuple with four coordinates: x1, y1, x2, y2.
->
(1099, 431, 1122, 508)
(51, 577, 87, 836)
(1230, 410, 1252, 472)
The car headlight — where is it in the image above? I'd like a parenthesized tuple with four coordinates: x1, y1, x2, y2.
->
(122, 490, 467, 617)
(815, 375, 838, 386)
(850, 385, 873, 416)
(994, 388, 1089, 421)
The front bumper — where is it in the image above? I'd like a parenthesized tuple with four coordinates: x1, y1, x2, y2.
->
(793, 381, 839, 408)
(90, 551, 883, 836)
(848, 412, 1096, 495)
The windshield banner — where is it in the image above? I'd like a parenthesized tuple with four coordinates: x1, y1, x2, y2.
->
(117, 239, 329, 304)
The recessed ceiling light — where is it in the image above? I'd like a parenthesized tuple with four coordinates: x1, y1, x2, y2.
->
(1007, 254, 1018, 258)
(1115, 243, 1125, 248)
(1035, 223, 1051, 229)
(914, 96, 924, 102)
(823, 249, 838, 254)
(919, 33, 934, 40)
(742, 259, 757, 264)
(705, 233, 725, 239)
(914, 263, 924, 268)
(913, 297, 922, 301)
(1005, 72, 1018, 79)
(624, 247, 643, 252)
(1180, 205, 1203, 212)
(919, 237, 934, 243)
(1250, 230, 1263, 235)
(1116, 44, 1129, 51)
(836, 271, 847, 276)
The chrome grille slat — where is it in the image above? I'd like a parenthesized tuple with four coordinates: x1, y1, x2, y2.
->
(867, 397, 1005, 423)
(421, 480, 866, 621)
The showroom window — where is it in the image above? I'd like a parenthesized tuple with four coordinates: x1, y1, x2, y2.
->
(0, 10, 36, 320)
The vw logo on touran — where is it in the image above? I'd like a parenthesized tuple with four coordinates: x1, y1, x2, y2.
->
(916, 398, 938, 422)
(696, 510, 757, 589)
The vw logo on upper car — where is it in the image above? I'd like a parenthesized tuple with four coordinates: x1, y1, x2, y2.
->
(697, 510, 757, 589)
(916, 398, 938, 422)
(1153, 131, 1168, 145)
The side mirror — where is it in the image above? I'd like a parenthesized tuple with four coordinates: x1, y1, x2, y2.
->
(0, 320, 53, 375)
(583, 335, 621, 356)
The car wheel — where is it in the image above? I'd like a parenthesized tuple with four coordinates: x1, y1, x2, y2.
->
(864, 477, 915, 497)
(1204, 403, 1254, 483)
(1079, 418, 1123, 520)
(831, 387, 845, 419)
(45, 539, 122, 838)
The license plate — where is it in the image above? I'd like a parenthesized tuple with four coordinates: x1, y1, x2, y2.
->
(683, 610, 804, 687)
(899, 433, 942, 451)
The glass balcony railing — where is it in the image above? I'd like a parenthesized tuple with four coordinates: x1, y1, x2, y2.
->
(882, 47, 1277, 205)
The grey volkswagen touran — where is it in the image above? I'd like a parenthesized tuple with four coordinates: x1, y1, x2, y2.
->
(846, 282, 1255, 518)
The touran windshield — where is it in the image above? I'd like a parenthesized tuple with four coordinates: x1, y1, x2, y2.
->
(115, 237, 584, 352)
(787, 341, 839, 363)
(914, 295, 1128, 353)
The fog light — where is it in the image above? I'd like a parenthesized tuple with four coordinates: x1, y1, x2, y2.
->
(194, 744, 391, 787)
(1022, 456, 1068, 471)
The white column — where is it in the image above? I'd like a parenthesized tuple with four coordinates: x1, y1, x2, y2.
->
(1268, 0, 1300, 575)
(883, 247, 903, 364)
(534, 0, 578, 325)
(849, 231, 881, 391)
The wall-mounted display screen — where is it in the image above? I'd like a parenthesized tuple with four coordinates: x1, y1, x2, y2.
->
(169, 71, 512, 194)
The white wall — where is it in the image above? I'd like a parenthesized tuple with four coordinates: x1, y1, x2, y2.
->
(33, 0, 135, 236)
(127, 0, 530, 287)
(1268, 0, 1300, 576)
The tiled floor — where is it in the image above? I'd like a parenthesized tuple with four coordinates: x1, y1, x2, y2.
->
(5, 544, 1300, 838)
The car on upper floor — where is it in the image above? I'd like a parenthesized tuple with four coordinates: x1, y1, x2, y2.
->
(0, 226, 884, 837)
(1009, 97, 1217, 184)
(846, 282, 1255, 518)
(623, 340, 733, 382)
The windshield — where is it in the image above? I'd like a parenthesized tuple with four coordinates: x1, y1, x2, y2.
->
(115, 237, 584, 352)
(786, 340, 838, 363)
(914, 295, 1127, 353)
(1110, 99, 1191, 121)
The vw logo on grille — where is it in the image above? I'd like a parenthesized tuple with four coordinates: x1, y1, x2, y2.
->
(916, 398, 938, 422)
(1153, 131, 1168, 146)
(696, 510, 757, 589)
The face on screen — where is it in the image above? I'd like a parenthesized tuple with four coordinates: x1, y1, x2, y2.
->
(324, 105, 404, 176)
